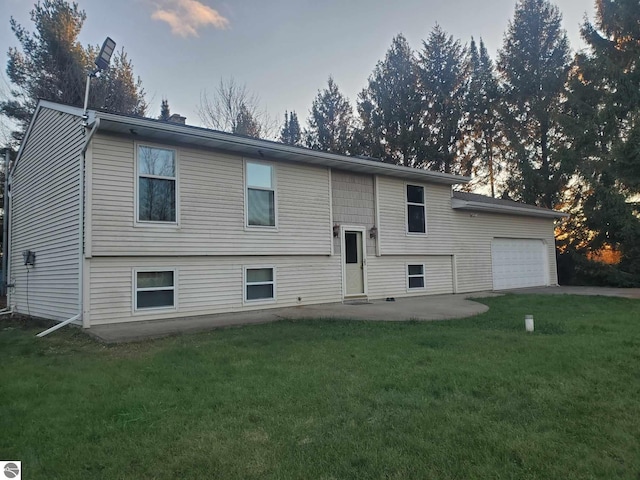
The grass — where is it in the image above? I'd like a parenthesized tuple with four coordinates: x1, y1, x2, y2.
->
(1, 294, 639, 479)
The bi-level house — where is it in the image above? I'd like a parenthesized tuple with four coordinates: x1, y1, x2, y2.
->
(7, 100, 567, 330)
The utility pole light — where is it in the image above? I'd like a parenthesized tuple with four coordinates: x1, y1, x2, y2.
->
(82, 37, 116, 125)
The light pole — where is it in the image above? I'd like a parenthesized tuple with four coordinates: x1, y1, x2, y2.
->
(82, 37, 116, 126)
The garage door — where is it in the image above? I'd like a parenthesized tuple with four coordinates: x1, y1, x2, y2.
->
(491, 238, 547, 290)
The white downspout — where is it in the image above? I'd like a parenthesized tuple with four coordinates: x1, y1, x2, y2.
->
(36, 117, 99, 337)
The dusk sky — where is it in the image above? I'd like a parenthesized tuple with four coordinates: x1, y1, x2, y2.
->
(1, 0, 595, 132)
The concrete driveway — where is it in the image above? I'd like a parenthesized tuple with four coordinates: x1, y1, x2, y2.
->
(88, 294, 488, 344)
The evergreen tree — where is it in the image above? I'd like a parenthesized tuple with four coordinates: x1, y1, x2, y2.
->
(356, 34, 422, 166)
(418, 25, 468, 174)
(464, 38, 504, 196)
(1, 0, 147, 142)
(159, 99, 171, 121)
(305, 77, 354, 154)
(497, 0, 572, 208)
(234, 103, 261, 138)
(562, 0, 640, 275)
(280, 111, 301, 146)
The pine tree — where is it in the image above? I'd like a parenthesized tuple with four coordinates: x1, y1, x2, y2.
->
(464, 38, 503, 196)
(234, 103, 261, 138)
(356, 34, 422, 166)
(1, 0, 147, 142)
(497, 0, 572, 208)
(159, 99, 171, 121)
(418, 25, 468, 174)
(562, 0, 640, 275)
(305, 77, 354, 154)
(280, 111, 301, 146)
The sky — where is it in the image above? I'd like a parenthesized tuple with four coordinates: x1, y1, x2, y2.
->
(1, 0, 596, 133)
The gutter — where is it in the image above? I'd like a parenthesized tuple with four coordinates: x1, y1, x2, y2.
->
(2, 149, 9, 295)
(36, 117, 99, 337)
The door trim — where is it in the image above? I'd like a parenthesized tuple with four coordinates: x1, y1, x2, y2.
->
(340, 225, 368, 298)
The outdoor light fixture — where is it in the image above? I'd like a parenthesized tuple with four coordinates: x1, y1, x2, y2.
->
(369, 225, 378, 239)
(333, 224, 340, 237)
(95, 37, 116, 71)
(82, 37, 116, 125)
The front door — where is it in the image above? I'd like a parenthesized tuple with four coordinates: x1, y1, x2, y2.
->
(344, 230, 365, 296)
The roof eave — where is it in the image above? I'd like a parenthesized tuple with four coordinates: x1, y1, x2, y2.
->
(451, 199, 569, 219)
(94, 112, 469, 185)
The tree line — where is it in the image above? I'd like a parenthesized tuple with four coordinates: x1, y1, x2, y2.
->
(1, 0, 639, 285)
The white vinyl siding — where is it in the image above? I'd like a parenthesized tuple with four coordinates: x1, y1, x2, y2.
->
(367, 256, 454, 299)
(376, 176, 558, 293)
(452, 212, 557, 293)
(8, 107, 83, 321)
(91, 134, 331, 256)
(89, 256, 341, 325)
(378, 178, 454, 255)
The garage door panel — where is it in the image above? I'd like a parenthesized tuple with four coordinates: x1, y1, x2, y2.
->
(491, 239, 547, 290)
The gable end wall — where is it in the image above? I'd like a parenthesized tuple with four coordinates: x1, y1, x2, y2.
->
(9, 107, 83, 320)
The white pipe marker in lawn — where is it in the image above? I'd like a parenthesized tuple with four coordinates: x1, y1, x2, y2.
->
(525, 314, 534, 332)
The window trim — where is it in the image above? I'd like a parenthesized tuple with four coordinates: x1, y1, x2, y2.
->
(405, 183, 427, 236)
(244, 159, 278, 230)
(243, 265, 277, 304)
(132, 267, 178, 313)
(406, 263, 426, 292)
(134, 142, 180, 228)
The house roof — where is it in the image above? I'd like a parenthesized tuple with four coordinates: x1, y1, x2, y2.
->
(90, 109, 469, 185)
(451, 191, 569, 219)
(14, 100, 469, 184)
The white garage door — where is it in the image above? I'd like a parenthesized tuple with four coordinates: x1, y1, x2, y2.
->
(491, 238, 547, 290)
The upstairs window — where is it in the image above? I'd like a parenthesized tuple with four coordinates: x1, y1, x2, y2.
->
(137, 145, 177, 223)
(246, 161, 276, 227)
(407, 184, 426, 234)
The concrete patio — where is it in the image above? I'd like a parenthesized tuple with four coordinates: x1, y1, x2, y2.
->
(87, 293, 490, 344)
(85, 286, 640, 343)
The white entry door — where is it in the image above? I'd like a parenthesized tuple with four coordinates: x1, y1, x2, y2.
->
(491, 238, 547, 290)
(344, 230, 365, 296)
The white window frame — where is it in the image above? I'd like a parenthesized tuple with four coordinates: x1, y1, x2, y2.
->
(132, 267, 178, 313)
(134, 142, 179, 227)
(405, 183, 427, 235)
(406, 263, 426, 291)
(243, 265, 277, 304)
(244, 159, 278, 230)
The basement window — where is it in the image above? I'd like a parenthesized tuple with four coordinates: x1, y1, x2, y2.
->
(407, 264, 426, 290)
(244, 267, 276, 302)
(135, 270, 176, 310)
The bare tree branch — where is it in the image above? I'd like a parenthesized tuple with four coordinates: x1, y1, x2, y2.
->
(197, 77, 277, 139)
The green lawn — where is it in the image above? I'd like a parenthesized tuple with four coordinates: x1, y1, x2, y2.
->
(1, 294, 639, 479)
